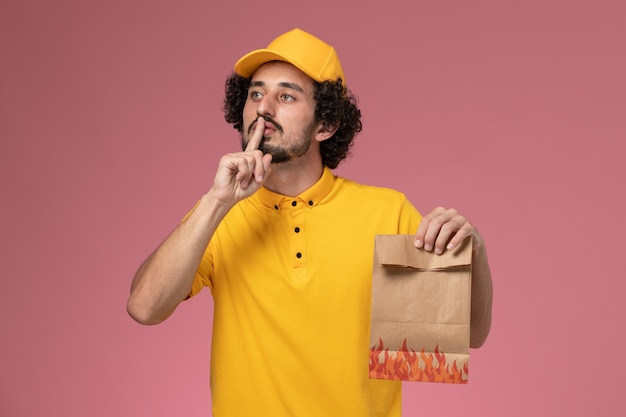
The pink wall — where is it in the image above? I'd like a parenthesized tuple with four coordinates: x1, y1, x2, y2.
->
(2, 0, 625, 415)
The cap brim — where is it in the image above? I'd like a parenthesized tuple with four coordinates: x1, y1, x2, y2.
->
(234, 49, 317, 82)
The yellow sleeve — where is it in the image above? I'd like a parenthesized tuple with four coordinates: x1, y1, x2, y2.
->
(398, 196, 423, 234)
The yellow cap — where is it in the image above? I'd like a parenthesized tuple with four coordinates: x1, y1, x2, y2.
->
(234, 28, 345, 85)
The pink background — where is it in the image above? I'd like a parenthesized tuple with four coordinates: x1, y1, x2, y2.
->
(2, 0, 625, 416)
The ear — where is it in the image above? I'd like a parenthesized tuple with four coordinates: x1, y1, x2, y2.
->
(314, 121, 339, 143)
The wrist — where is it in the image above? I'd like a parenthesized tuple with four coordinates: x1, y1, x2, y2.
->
(200, 188, 235, 217)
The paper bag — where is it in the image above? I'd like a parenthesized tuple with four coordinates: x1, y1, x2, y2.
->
(369, 234, 472, 384)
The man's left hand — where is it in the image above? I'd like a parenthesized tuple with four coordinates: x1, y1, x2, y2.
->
(414, 207, 482, 254)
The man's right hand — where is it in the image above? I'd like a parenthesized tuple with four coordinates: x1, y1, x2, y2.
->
(210, 116, 273, 206)
(127, 117, 274, 325)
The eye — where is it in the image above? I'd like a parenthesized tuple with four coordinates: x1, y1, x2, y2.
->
(281, 94, 295, 102)
(250, 91, 263, 100)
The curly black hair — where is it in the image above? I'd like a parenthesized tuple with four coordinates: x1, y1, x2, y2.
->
(223, 72, 362, 169)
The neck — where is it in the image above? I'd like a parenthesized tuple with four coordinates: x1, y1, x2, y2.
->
(263, 157, 325, 197)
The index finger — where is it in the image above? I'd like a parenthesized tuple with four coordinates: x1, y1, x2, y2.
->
(245, 116, 265, 152)
(414, 207, 446, 248)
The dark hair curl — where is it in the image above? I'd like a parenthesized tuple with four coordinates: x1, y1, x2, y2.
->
(223, 72, 362, 169)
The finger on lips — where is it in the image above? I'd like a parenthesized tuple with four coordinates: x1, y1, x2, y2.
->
(245, 116, 265, 152)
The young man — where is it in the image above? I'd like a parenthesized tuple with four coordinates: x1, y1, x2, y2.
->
(128, 28, 493, 417)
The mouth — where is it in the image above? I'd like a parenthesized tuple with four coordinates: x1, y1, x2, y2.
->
(262, 121, 277, 135)
(250, 116, 282, 136)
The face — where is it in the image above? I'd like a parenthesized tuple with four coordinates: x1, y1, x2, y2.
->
(241, 61, 321, 164)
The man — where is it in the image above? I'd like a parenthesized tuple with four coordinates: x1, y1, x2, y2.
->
(127, 28, 493, 416)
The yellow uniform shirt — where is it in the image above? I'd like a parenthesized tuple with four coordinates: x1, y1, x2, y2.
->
(190, 167, 422, 417)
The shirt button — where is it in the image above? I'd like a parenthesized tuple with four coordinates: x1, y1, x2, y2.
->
(274, 205, 279, 210)
(308, 200, 313, 206)
(296, 252, 302, 258)
(291, 201, 297, 207)
(294, 227, 300, 233)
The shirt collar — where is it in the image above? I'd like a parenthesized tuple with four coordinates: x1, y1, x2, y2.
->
(256, 166, 335, 210)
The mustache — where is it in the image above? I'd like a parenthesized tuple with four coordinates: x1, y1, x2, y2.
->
(248, 115, 283, 135)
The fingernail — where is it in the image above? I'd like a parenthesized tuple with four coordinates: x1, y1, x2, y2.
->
(415, 240, 422, 247)
(424, 244, 432, 251)
(435, 247, 442, 255)
(447, 243, 454, 250)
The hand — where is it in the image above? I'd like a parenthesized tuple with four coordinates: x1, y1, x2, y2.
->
(414, 207, 482, 254)
(415, 207, 493, 348)
(210, 117, 273, 206)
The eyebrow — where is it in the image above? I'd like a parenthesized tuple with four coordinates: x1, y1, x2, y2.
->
(249, 80, 305, 93)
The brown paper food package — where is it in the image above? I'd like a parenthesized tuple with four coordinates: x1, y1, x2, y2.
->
(369, 234, 472, 383)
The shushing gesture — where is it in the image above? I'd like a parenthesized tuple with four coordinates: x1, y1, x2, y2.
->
(210, 116, 273, 207)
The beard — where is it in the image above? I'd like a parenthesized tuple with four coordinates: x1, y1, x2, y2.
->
(241, 116, 316, 164)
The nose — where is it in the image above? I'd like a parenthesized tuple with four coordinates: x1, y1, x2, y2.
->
(256, 94, 275, 118)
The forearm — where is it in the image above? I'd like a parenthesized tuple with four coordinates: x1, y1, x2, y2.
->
(127, 191, 231, 325)
(469, 239, 493, 348)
